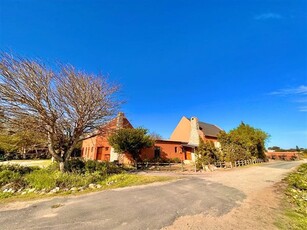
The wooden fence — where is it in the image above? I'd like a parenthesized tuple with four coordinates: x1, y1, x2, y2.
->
(214, 158, 264, 168)
(137, 162, 175, 170)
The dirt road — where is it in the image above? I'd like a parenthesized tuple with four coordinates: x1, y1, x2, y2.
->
(163, 160, 304, 230)
(0, 160, 303, 230)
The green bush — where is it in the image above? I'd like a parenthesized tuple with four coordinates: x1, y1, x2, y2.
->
(47, 159, 123, 175)
(0, 170, 22, 186)
(54, 172, 100, 189)
(25, 168, 106, 190)
(285, 164, 307, 216)
(105, 162, 123, 174)
(85, 160, 122, 175)
(0, 192, 14, 199)
(171, 158, 181, 163)
(151, 157, 170, 163)
(86, 160, 98, 173)
(65, 158, 85, 174)
(287, 164, 307, 191)
(278, 163, 307, 229)
(0, 169, 27, 190)
(25, 169, 57, 190)
(0, 164, 38, 175)
(46, 162, 61, 172)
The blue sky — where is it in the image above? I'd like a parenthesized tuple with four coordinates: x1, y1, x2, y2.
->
(0, 0, 306, 148)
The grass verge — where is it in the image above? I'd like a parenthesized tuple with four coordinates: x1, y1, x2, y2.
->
(0, 173, 173, 204)
(0, 160, 52, 168)
(275, 163, 307, 229)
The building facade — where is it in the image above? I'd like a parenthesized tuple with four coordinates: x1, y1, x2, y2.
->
(169, 116, 222, 161)
(81, 112, 133, 162)
(81, 114, 223, 164)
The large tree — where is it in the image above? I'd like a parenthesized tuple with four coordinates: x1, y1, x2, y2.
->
(0, 53, 119, 171)
(218, 122, 269, 162)
(108, 128, 153, 167)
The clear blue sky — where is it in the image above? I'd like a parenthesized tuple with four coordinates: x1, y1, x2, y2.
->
(0, 0, 306, 148)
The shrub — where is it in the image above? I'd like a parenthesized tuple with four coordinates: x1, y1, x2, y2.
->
(280, 163, 307, 229)
(47, 159, 122, 175)
(0, 165, 36, 189)
(25, 168, 106, 190)
(0, 170, 22, 186)
(0, 164, 38, 175)
(25, 169, 57, 190)
(84, 160, 123, 175)
(290, 155, 298, 161)
(279, 154, 286, 160)
(171, 158, 181, 163)
(85, 160, 107, 174)
(0, 192, 14, 199)
(106, 162, 123, 174)
(46, 162, 61, 172)
(55, 172, 101, 189)
(65, 158, 85, 174)
(152, 157, 169, 163)
(0, 169, 27, 190)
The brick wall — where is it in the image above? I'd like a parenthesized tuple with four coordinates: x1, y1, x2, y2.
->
(265, 151, 300, 160)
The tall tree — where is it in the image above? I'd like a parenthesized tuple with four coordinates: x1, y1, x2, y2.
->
(0, 53, 119, 171)
(218, 122, 269, 162)
(108, 128, 153, 167)
(217, 131, 247, 162)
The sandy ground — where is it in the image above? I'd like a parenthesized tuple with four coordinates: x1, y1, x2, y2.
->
(163, 161, 303, 230)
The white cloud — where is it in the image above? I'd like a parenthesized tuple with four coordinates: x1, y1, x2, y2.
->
(270, 85, 307, 96)
(254, 13, 282, 20)
(299, 106, 307, 112)
(270, 85, 307, 112)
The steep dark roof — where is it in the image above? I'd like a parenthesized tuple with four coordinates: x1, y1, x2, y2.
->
(198, 121, 222, 138)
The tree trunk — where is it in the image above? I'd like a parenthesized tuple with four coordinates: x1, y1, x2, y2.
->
(23, 148, 26, 159)
(59, 162, 65, 173)
(134, 160, 138, 170)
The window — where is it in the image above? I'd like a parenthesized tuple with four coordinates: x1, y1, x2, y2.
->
(105, 147, 109, 151)
(91, 147, 93, 152)
(175, 147, 177, 153)
(154, 147, 161, 158)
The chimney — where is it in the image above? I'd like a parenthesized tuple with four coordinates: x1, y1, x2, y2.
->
(116, 112, 124, 129)
(188, 117, 200, 146)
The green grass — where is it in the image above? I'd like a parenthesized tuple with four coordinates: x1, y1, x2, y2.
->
(0, 160, 52, 168)
(0, 161, 174, 203)
(101, 174, 173, 189)
(0, 173, 173, 203)
(276, 163, 307, 229)
(24, 169, 104, 190)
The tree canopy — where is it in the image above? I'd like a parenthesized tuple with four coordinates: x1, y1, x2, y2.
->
(218, 122, 269, 162)
(108, 128, 153, 166)
(0, 53, 119, 170)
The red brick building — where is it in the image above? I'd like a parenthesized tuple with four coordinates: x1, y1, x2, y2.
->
(265, 151, 300, 160)
(81, 112, 133, 162)
(169, 116, 222, 161)
(81, 113, 222, 164)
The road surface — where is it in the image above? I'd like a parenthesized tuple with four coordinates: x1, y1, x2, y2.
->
(0, 160, 303, 230)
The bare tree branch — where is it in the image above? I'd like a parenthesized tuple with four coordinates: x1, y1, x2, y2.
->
(0, 53, 120, 171)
